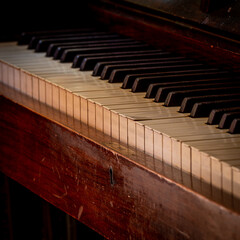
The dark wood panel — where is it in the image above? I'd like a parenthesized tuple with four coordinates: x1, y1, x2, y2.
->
(87, 0, 240, 69)
(0, 173, 104, 240)
(0, 93, 240, 239)
(116, 0, 239, 36)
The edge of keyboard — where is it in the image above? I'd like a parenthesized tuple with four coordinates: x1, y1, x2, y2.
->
(1, 41, 240, 201)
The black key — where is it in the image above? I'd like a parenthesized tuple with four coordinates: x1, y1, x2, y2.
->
(207, 107, 240, 125)
(93, 57, 185, 76)
(155, 81, 240, 103)
(19, 28, 95, 45)
(180, 93, 240, 113)
(60, 43, 152, 62)
(122, 68, 219, 89)
(72, 49, 168, 68)
(219, 111, 240, 129)
(229, 118, 240, 133)
(146, 73, 227, 98)
(80, 51, 172, 70)
(108, 63, 209, 83)
(53, 40, 140, 60)
(101, 59, 193, 80)
(102, 59, 193, 80)
(164, 80, 240, 106)
(133, 70, 229, 94)
(190, 99, 240, 118)
(46, 37, 132, 57)
(29, 30, 107, 49)
(34, 33, 119, 52)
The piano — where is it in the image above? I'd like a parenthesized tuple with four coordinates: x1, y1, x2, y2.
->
(1, 0, 240, 239)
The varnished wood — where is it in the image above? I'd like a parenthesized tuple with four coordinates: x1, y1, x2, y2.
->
(1, 1, 240, 238)
(87, 0, 240, 68)
(1, 86, 240, 239)
(1, 42, 240, 198)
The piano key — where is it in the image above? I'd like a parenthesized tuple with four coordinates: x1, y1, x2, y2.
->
(108, 63, 205, 83)
(101, 59, 195, 80)
(222, 161, 240, 197)
(207, 107, 240, 125)
(80, 51, 172, 70)
(155, 82, 240, 103)
(30, 31, 102, 49)
(34, 32, 120, 52)
(76, 89, 141, 99)
(40, 74, 115, 90)
(89, 94, 153, 106)
(53, 40, 141, 60)
(46, 37, 132, 57)
(191, 99, 240, 118)
(73, 49, 168, 68)
(191, 147, 240, 185)
(136, 118, 232, 169)
(184, 137, 240, 151)
(137, 71, 230, 95)
(186, 139, 240, 179)
(180, 95, 240, 114)
(114, 107, 189, 121)
(19, 28, 96, 46)
(122, 68, 220, 89)
(93, 57, 185, 76)
(209, 149, 240, 164)
(206, 156, 240, 196)
(229, 118, 240, 134)
(161, 129, 239, 171)
(104, 60, 196, 81)
(191, 140, 240, 181)
(219, 111, 240, 129)
(232, 167, 240, 200)
(142, 119, 225, 139)
(18, 28, 97, 45)
(174, 132, 240, 142)
(165, 87, 240, 107)
(60, 43, 152, 62)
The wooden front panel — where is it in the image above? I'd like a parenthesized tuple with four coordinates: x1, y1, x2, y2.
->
(0, 95, 240, 239)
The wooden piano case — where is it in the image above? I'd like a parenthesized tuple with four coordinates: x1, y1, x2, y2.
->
(1, 85, 240, 239)
(1, 0, 240, 239)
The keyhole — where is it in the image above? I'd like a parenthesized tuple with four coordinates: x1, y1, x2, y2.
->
(109, 167, 114, 186)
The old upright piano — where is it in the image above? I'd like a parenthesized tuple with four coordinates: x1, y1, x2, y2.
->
(1, 0, 240, 239)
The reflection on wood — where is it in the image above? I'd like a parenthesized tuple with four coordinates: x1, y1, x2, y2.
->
(0, 87, 240, 239)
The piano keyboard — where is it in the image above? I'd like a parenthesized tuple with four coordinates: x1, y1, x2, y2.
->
(1, 28, 240, 200)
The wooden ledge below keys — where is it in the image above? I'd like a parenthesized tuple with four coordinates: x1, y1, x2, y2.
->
(1, 84, 240, 239)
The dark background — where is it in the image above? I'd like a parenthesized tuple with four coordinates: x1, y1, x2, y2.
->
(1, 0, 240, 42)
(0, 2, 94, 42)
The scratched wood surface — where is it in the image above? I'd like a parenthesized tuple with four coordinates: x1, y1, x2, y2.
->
(1, 92, 240, 239)
(0, 172, 104, 240)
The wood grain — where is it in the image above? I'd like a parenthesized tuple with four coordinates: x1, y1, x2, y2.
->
(88, 0, 240, 68)
(0, 93, 240, 239)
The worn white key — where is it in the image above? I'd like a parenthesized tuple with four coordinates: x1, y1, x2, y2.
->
(1, 42, 240, 198)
